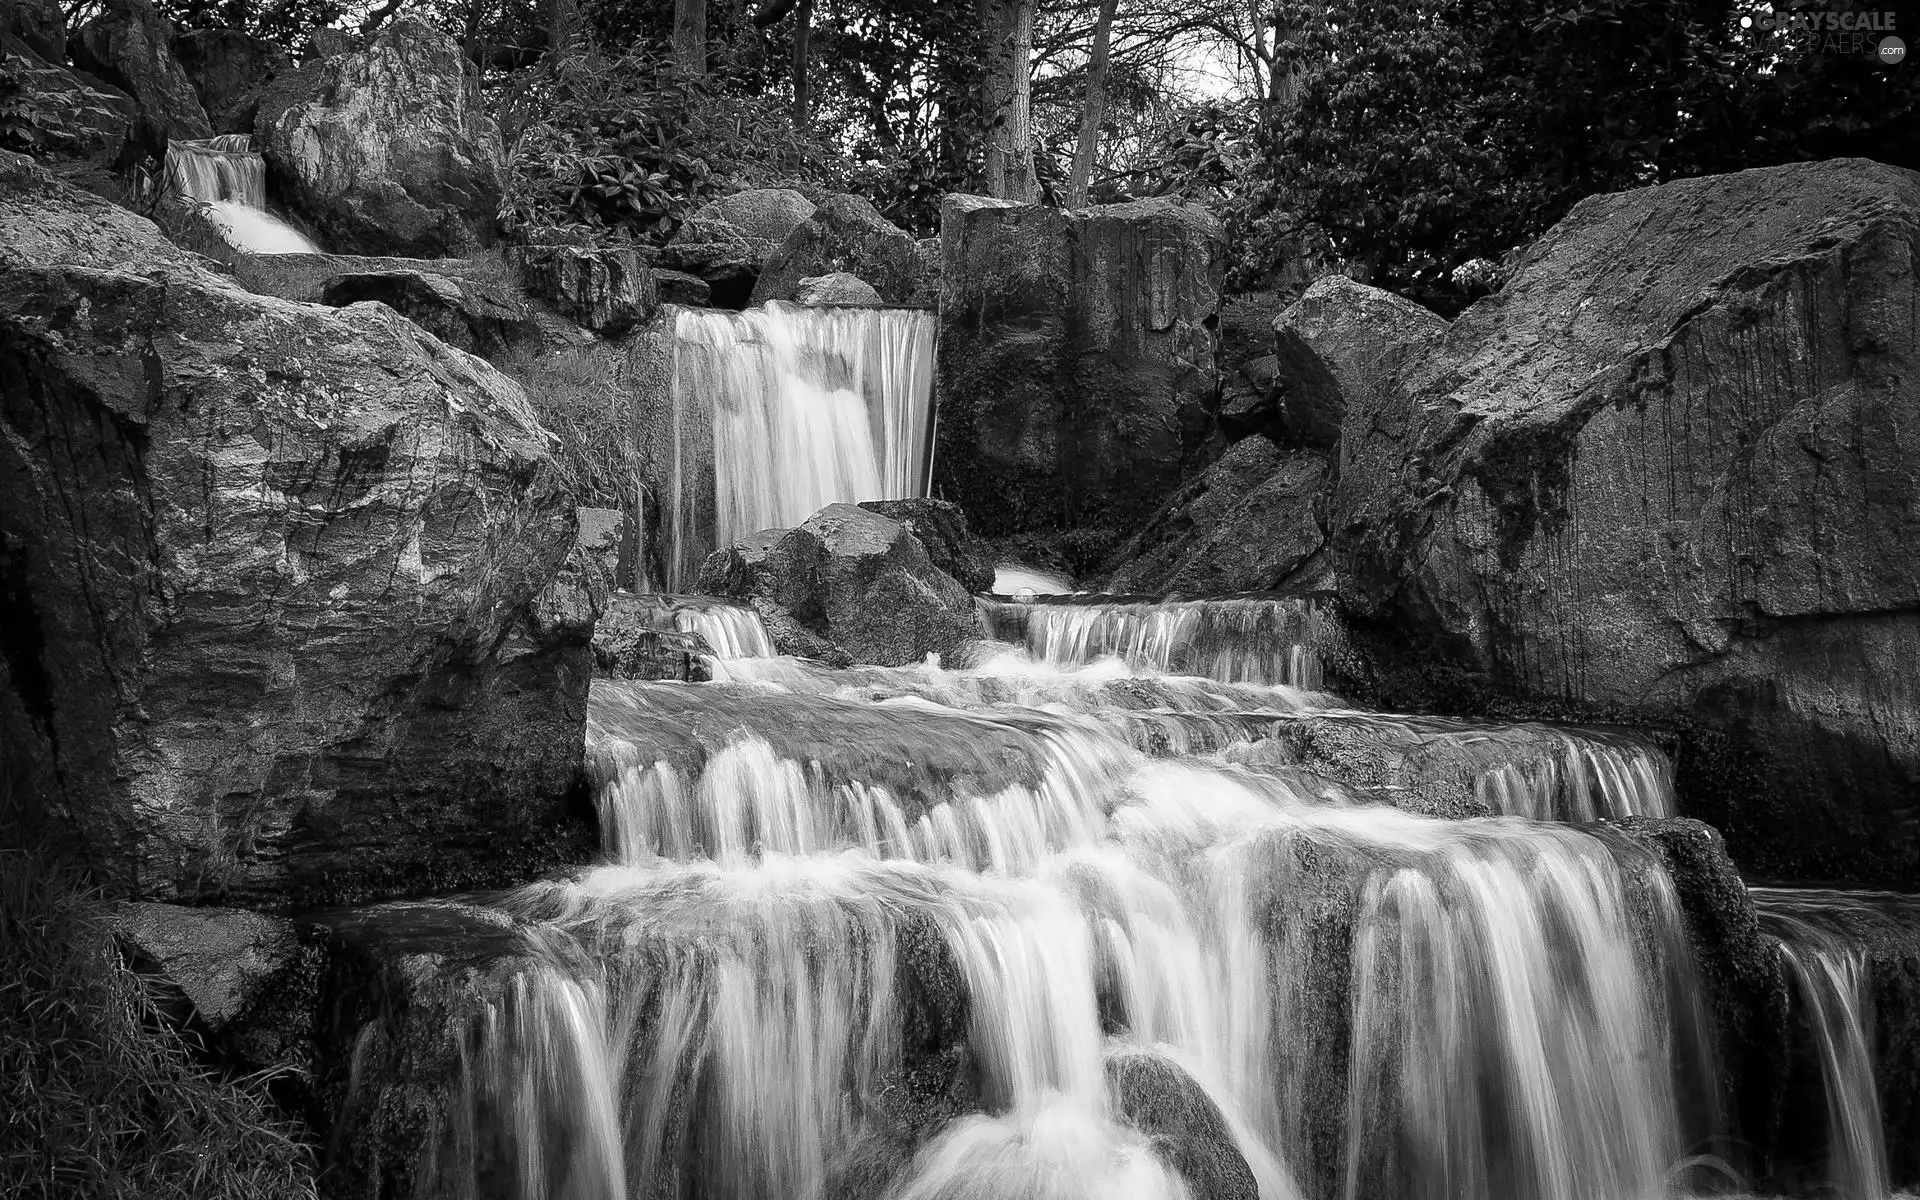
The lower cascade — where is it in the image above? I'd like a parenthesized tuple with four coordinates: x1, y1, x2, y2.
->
(320, 594, 1909, 1200)
(161, 134, 320, 255)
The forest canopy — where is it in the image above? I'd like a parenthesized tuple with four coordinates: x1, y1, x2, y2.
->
(121, 0, 1920, 310)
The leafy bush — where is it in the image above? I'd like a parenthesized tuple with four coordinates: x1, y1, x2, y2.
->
(0, 765, 318, 1200)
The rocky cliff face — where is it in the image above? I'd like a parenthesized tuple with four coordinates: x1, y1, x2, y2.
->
(256, 16, 504, 258)
(0, 154, 594, 904)
(934, 195, 1225, 538)
(1331, 158, 1920, 887)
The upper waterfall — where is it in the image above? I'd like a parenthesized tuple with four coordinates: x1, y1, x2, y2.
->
(645, 301, 937, 591)
(161, 135, 320, 256)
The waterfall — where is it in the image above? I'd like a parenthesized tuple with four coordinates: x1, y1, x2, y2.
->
(1753, 887, 1906, 1200)
(980, 597, 1335, 687)
(384, 595, 1748, 1200)
(650, 302, 937, 590)
(161, 135, 319, 255)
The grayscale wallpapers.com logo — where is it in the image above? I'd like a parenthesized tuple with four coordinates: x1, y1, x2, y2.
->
(1739, 5, 1909, 63)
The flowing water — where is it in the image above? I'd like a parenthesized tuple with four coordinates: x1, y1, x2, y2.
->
(161, 134, 320, 254)
(646, 303, 936, 591)
(380, 594, 1766, 1200)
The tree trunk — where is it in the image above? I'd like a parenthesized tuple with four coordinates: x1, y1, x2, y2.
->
(1065, 0, 1118, 209)
(977, 0, 1037, 203)
(792, 0, 812, 123)
(673, 0, 708, 77)
(546, 0, 575, 58)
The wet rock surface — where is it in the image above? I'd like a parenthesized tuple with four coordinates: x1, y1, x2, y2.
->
(0, 158, 594, 904)
(1105, 1049, 1259, 1200)
(934, 194, 1225, 537)
(699, 504, 977, 667)
(1328, 158, 1920, 888)
(256, 16, 504, 257)
(856, 498, 997, 594)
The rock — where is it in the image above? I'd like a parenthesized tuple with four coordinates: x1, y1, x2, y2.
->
(229, 249, 497, 304)
(1333, 158, 1920, 888)
(509, 243, 655, 334)
(591, 593, 714, 682)
(857, 498, 996, 594)
(793, 270, 882, 306)
(1105, 1048, 1260, 1200)
(1217, 293, 1288, 443)
(0, 159, 594, 904)
(654, 267, 710, 307)
(698, 503, 976, 667)
(321, 267, 542, 362)
(571, 505, 627, 593)
(7, 0, 63, 60)
(170, 27, 287, 136)
(256, 15, 504, 257)
(750, 193, 919, 305)
(908, 235, 940, 307)
(1101, 437, 1327, 596)
(1274, 274, 1447, 450)
(660, 187, 815, 309)
(0, 45, 136, 164)
(934, 194, 1225, 537)
(110, 902, 299, 1028)
(67, 0, 211, 154)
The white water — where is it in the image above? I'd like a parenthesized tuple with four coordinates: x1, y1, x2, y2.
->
(162, 135, 319, 255)
(993, 566, 1077, 597)
(655, 303, 936, 590)
(404, 604, 1738, 1200)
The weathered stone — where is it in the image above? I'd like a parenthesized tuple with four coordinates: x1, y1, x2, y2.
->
(509, 243, 655, 334)
(653, 267, 711, 307)
(68, 0, 211, 154)
(321, 267, 541, 362)
(934, 194, 1225, 537)
(1217, 293, 1288, 443)
(229, 249, 500, 304)
(1274, 274, 1446, 450)
(6, 0, 64, 60)
(256, 16, 504, 257)
(572, 505, 627, 593)
(1105, 1048, 1259, 1200)
(0, 46, 135, 164)
(591, 592, 714, 682)
(0, 159, 594, 904)
(857, 498, 996, 594)
(751, 193, 919, 305)
(683, 187, 815, 261)
(698, 504, 976, 667)
(110, 902, 299, 1028)
(1333, 158, 1920, 888)
(793, 270, 882, 306)
(1101, 437, 1327, 596)
(170, 27, 287, 135)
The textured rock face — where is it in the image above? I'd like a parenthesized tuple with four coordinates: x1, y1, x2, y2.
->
(321, 268, 541, 363)
(1217, 292, 1288, 443)
(509, 243, 656, 334)
(256, 16, 504, 257)
(661, 187, 817, 307)
(0, 46, 136, 164)
(751, 193, 920, 305)
(0, 160, 594, 904)
(590, 593, 713, 682)
(856, 498, 996, 594)
(68, 0, 211, 153)
(699, 504, 976, 666)
(793, 270, 882, 306)
(111, 902, 300, 1028)
(1275, 274, 1447, 450)
(1105, 1049, 1260, 1200)
(1334, 158, 1920, 887)
(934, 194, 1225, 537)
(7, 0, 64, 60)
(1101, 437, 1326, 596)
(171, 27, 287, 135)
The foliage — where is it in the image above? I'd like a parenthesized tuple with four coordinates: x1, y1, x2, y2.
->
(501, 343, 645, 511)
(0, 764, 318, 1200)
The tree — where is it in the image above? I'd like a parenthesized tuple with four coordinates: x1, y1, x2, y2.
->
(1064, 0, 1117, 207)
(673, 0, 706, 76)
(978, 0, 1038, 201)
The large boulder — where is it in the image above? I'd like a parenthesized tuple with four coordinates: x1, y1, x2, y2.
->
(933, 194, 1225, 537)
(698, 503, 976, 666)
(1104, 1049, 1260, 1200)
(1274, 273, 1447, 449)
(660, 187, 816, 308)
(750, 193, 920, 305)
(6, 0, 64, 60)
(67, 0, 211, 154)
(256, 16, 504, 258)
(110, 902, 300, 1029)
(509, 243, 656, 335)
(793, 271, 882, 306)
(1101, 437, 1327, 596)
(0, 157, 594, 904)
(856, 498, 996, 594)
(0, 42, 136, 164)
(1333, 158, 1920, 888)
(321, 267, 542, 363)
(170, 27, 287, 135)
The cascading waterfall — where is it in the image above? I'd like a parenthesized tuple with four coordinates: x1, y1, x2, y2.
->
(652, 302, 936, 591)
(1752, 888, 1913, 1200)
(161, 134, 319, 254)
(399, 600, 1743, 1200)
(980, 597, 1337, 687)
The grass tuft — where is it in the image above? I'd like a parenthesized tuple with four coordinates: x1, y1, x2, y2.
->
(0, 761, 320, 1200)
